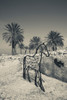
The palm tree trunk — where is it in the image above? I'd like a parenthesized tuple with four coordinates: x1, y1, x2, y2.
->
(14, 47, 16, 55)
(12, 40, 16, 55)
(52, 46, 55, 51)
(12, 41, 14, 55)
(25, 50, 27, 54)
(12, 47, 14, 55)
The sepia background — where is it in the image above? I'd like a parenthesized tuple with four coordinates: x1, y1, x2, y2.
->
(0, 0, 67, 54)
(0, 0, 67, 100)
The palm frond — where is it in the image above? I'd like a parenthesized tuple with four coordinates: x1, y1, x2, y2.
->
(3, 32, 12, 43)
(3, 22, 24, 46)
(47, 31, 64, 50)
(5, 24, 12, 33)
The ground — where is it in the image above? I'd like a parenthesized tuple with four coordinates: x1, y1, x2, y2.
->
(0, 54, 67, 100)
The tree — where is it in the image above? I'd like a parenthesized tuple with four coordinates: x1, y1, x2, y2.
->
(47, 31, 64, 51)
(29, 36, 41, 52)
(24, 46, 28, 54)
(3, 22, 24, 55)
(19, 43, 24, 54)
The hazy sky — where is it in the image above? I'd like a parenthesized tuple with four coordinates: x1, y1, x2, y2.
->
(0, 0, 67, 54)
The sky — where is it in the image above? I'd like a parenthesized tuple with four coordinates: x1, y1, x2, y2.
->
(0, 0, 67, 54)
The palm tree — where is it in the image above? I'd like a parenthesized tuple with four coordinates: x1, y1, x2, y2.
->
(19, 43, 24, 54)
(24, 46, 28, 54)
(3, 22, 24, 55)
(47, 31, 64, 51)
(29, 36, 41, 52)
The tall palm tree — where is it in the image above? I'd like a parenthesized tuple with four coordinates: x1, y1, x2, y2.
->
(47, 31, 64, 51)
(29, 36, 41, 51)
(3, 23, 24, 55)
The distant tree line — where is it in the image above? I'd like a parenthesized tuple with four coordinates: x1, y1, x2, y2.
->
(2, 22, 64, 55)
